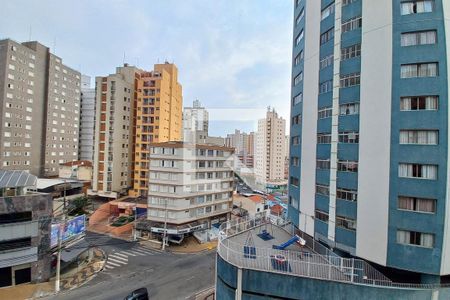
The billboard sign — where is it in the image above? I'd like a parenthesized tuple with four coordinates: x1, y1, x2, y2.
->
(50, 215, 86, 247)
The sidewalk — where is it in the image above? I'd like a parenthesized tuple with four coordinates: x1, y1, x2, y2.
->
(0, 247, 106, 300)
(140, 236, 217, 254)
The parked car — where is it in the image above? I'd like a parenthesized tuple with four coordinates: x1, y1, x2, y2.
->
(124, 288, 149, 300)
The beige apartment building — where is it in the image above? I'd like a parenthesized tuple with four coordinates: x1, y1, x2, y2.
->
(90, 62, 182, 199)
(145, 142, 234, 235)
(0, 39, 81, 177)
(255, 107, 286, 185)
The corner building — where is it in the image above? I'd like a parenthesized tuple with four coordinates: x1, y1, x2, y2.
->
(289, 0, 450, 283)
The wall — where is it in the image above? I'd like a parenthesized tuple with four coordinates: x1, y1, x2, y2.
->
(216, 255, 450, 300)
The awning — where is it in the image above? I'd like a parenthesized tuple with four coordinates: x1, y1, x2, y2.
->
(61, 239, 90, 263)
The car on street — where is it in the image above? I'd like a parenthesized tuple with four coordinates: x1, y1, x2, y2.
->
(124, 288, 149, 300)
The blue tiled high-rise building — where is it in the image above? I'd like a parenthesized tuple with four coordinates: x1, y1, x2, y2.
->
(215, 1, 450, 299)
(289, 0, 450, 282)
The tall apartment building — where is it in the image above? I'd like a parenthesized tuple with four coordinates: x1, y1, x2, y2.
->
(225, 129, 255, 168)
(145, 142, 234, 236)
(78, 75, 95, 161)
(90, 63, 182, 199)
(91, 65, 138, 199)
(131, 63, 182, 197)
(255, 108, 286, 185)
(182, 99, 209, 143)
(0, 39, 81, 177)
(289, 0, 450, 287)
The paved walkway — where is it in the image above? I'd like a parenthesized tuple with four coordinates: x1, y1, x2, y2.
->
(0, 247, 106, 300)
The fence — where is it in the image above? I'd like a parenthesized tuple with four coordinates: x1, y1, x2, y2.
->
(218, 216, 450, 290)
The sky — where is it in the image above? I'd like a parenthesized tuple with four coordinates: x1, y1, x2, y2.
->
(0, 0, 293, 137)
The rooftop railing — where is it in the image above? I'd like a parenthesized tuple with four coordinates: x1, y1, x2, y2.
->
(218, 216, 450, 290)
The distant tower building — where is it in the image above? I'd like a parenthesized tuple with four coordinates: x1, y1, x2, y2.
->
(0, 39, 81, 177)
(255, 108, 286, 185)
(182, 99, 209, 143)
(79, 75, 95, 162)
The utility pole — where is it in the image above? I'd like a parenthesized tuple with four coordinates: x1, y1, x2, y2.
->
(162, 199, 168, 251)
(55, 180, 67, 293)
(133, 197, 137, 241)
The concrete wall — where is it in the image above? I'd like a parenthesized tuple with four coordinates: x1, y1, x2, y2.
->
(216, 255, 450, 300)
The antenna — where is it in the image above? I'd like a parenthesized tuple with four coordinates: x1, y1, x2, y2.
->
(123, 52, 126, 64)
(53, 37, 56, 54)
(28, 26, 32, 41)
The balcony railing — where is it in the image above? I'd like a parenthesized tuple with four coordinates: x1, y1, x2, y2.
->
(217, 216, 450, 290)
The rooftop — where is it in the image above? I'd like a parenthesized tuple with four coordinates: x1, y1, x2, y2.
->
(148, 141, 234, 152)
(60, 160, 93, 167)
(0, 170, 37, 189)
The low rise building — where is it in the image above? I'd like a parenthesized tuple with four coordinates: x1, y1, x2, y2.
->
(0, 170, 52, 287)
(59, 160, 93, 181)
(144, 142, 234, 237)
(233, 194, 268, 218)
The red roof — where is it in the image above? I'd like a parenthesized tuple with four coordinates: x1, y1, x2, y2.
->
(270, 204, 284, 215)
(60, 160, 93, 167)
(248, 195, 264, 203)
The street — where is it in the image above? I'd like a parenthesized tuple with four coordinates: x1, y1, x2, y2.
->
(45, 232, 216, 300)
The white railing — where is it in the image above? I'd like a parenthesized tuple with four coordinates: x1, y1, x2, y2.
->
(218, 216, 450, 290)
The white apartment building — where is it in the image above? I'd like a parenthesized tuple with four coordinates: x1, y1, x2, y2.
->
(255, 108, 286, 185)
(79, 75, 95, 161)
(146, 142, 234, 235)
(182, 99, 209, 143)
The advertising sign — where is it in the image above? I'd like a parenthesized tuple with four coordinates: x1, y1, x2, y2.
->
(50, 215, 86, 247)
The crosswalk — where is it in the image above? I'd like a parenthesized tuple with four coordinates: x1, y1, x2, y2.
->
(104, 246, 158, 271)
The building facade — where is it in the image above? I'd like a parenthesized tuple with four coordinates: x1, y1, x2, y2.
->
(225, 130, 255, 168)
(79, 75, 95, 162)
(255, 108, 286, 185)
(182, 99, 209, 143)
(146, 142, 234, 235)
(289, 0, 450, 284)
(131, 63, 183, 197)
(0, 170, 52, 287)
(0, 39, 81, 177)
(91, 64, 138, 198)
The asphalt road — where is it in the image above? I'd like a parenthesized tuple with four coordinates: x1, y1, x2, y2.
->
(45, 232, 216, 300)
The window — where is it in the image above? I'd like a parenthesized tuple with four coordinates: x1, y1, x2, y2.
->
(320, 54, 334, 69)
(341, 44, 361, 60)
(316, 159, 330, 169)
(343, 0, 358, 5)
(401, 30, 437, 46)
(296, 9, 305, 25)
(319, 80, 333, 94)
(400, 1, 434, 15)
(317, 133, 331, 144)
(296, 30, 304, 46)
(401, 63, 438, 78)
(398, 163, 437, 179)
(294, 72, 303, 86)
(320, 28, 334, 45)
(318, 107, 332, 119)
(321, 3, 335, 20)
(400, 96, 438, 111)
(315, 210, 329, 223)
(342, 17, 362, 33)
(339, 131, 359, 143)
(399, 130, 438, 145)
(294, 51, 304, 66)
(337, 188, 357, 202)
(397, 230, 434, 248)
(340, 72, 360, 88)
(292, 136, 300, 145)
(316, 184, 329, 196)
(338, 160, 358, 172)
(290, 176, 299, 187)
(293, 93, 303, 105)
(398, 196, 436, 213)
(291, 157, 300, 167)
(340, 103, 359, 115)
(336, 216, 356, 231)
(292, 114, 301, 125)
